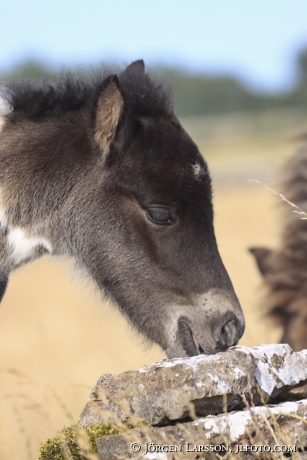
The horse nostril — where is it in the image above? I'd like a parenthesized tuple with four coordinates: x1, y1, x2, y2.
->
(220, 319, 237, 348)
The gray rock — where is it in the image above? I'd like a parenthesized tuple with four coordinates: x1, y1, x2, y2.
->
(79, 344, 307, 426)
(96, 398, 307, 459)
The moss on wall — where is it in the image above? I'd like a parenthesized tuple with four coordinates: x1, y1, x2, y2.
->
(39, 423, 124, 460)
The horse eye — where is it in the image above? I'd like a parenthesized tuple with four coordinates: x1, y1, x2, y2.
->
(146, 209, 173, 226)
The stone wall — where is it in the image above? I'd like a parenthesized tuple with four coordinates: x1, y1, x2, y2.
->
(79, 344, 307, 459)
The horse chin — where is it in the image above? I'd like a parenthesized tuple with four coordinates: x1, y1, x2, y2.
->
(165, 324, 213, 359)
(164, 316, 223, 359)
(165, 343, 190, 360)
(165, 341, 211, 360)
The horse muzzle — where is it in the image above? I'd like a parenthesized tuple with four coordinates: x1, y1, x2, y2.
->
(165, 310, 245, 359)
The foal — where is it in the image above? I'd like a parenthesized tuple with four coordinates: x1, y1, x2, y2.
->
(0, 60, 244, 358)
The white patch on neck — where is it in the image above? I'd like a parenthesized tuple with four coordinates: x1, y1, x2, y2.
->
(192, 162, 205, 180)
(0, 116, 5, 133)
(0, 208, 8, 230)
(0, 189, 8, 229)
(7, 228, 52, 264)
(0, 189, 52, 264)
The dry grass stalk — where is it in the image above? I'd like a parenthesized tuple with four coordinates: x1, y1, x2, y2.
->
(249, 179, 307, 219)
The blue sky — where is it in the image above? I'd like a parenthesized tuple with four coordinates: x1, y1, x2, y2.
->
(1, 0, 307, 92)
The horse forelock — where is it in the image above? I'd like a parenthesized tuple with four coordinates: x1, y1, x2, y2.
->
(5, 65, 173, 121)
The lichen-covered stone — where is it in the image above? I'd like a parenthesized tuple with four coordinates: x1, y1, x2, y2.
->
(96, 398, 307, 460)
(79, 344, 307, 426)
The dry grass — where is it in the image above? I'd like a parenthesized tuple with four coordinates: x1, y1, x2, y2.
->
(38, 391, 307, 459)
(0, 119, 299, 459)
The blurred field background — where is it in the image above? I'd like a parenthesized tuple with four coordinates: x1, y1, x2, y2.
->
(1, 1, 307, 458)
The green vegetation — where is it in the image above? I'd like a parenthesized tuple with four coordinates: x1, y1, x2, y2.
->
(1, 45, 307, 117)
(1, 60, 55, 82)
(39, 423, 123, 460)
(161, 69, 282, 116)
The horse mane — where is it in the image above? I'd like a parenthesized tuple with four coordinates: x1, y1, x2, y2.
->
(2, 64, 173, 120)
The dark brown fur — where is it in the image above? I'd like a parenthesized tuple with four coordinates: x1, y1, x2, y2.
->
(249, 144, 307, 351)
(0, 60, 244, 359)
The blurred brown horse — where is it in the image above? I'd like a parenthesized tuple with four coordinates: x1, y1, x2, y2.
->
(250, 140, 307, 351)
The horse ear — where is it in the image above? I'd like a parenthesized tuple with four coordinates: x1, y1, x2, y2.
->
(124, 60, 145, 73)
(95, 75, 125, 156)
(249, 246, 274, 278)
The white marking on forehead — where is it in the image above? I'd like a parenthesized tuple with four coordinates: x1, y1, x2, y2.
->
(192, 162, 205, 180)
(7, 228, 52, 264)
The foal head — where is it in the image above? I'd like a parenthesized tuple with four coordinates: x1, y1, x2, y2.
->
(66, 61, 245, 357)
(0, 60, 245, 358)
